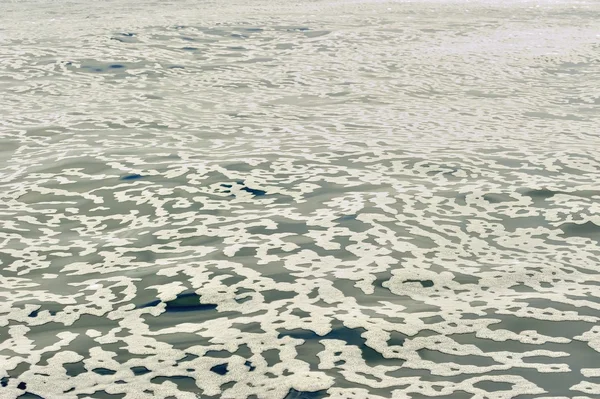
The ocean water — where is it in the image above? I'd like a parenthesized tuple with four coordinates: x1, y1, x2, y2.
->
(1, 0, 599, 398)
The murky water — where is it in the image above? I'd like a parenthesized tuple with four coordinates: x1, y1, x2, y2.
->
(1, 0, 600, 398)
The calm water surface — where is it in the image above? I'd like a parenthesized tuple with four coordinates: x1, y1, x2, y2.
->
(1, 0, 600, 398)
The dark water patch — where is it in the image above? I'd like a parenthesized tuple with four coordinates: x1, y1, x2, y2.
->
(455, 193, 468, 206)
(233, 344, 253, 359)
(4, 363, 30, 384)
(178, 354, 198, 363)
(221, 275, 246, 287)
(332, 216, 372, 235)
(247, 220, 309, 235)
(65, 362, 87, 377)
(522, 355, 564, 365)
(482, 366, 588, 398)
(22, 306, 57, 317)
(210, 363, 228, 375)
(224, 162, 255, 172)
(178, 234, 225, 250)
(498, 215, 548, 232)
(77, 391, 125, 399)
(372, 271, 394, 290)
(17, 393, 44, 399)
(355, 371, 383, 384)
(552, 159, 598, 175)
(120, 174, 143, 181)
(483, 193, 516, 203)
(509, 283, 537, 293)
(387, 331, 407, 347)
(566, 291, 600, 308)
(452, 332, 564, 355)
(335, 214, 357, 222)
(182, 47, 198, 51)
(404, 279, 434, 288)
(138, 299, 161, 309)
(235, 287, 255, 300)
(461, 313, 484, 321)
(421, 315, 444, 324)
(139, 292, 218, 313)
(92, 368, 116, 376)
(278, 325, 385, 366)
(262, 349, 281, 367)
(473, 381, 513, 392)
(131, 366, 151, 376)
(232, 321, 265, 334)
(451, 272, 480, 286)
(261, 289, 296, 303)
(559, 221, 600, 241)
(335, 277, 442, 315)
(571, 190, 600, 198)
(521, 188, 557, 199)
(150, 376, 198, 394)
(291, 309, 311, 318)
(17, 382, 27, 390)
(285, 388, 328, 399)
(419, 349, 497, 367)
(235, 295, 252, 305)
(205, 350, 231, 359)
(518, 297, 599, 319)
(304, 31, 330, 38)
(168, 65, 185, 69)
(220, 381, 236, 392)
(109, 64, 125, 69)
(235, 246, 257, 257)
(244, 360, 255, 371)
(241, 186, 267, 196)
(121, 249, 159, 264)
(425, 166, 463, 178)
(486, 312, 591, 338)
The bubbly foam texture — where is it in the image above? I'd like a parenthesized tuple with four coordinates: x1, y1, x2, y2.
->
(1, 0, 599, 398)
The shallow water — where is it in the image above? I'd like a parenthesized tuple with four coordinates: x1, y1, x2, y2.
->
(1, 0, 599, 398)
